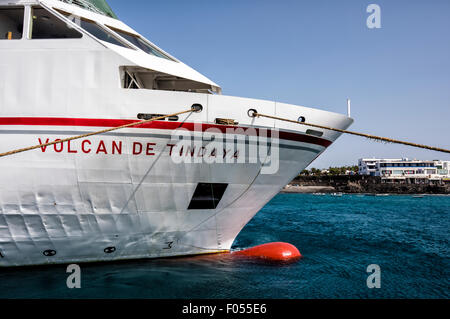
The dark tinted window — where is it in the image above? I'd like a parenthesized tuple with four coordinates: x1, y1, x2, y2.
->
(31, 7, 82, 39)
(56, 10, 131, 48)
(108, 26, 173, 60)
(0, 7, 24, 39)
(188, 183, 228, 210)
(79, 18, 130, 48)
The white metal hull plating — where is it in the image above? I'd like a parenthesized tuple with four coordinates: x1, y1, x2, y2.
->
(0, 125, 325, 266)
(0, 85, 353, 267)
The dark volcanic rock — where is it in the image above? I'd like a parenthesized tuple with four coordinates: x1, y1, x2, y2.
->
(291, 175, 449, 194)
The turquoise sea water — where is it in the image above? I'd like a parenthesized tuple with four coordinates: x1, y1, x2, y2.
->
(0, 194, 449, 299)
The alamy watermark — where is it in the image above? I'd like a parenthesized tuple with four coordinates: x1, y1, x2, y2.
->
(168, 124, 280, 175)
(66, 264, 81, 289)
(367, 4, 382, 29)
(367, 264, 381, 289)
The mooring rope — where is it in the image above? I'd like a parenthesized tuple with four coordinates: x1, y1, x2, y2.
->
(1, 105, 447, 157)
(248, 110, 450, 154)
(0, 105, 202, 158)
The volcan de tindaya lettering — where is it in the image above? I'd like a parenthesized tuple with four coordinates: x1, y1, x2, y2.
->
(0, 0, 353, 267)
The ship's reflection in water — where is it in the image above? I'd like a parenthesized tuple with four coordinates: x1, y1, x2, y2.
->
(1, 194, 449, 299)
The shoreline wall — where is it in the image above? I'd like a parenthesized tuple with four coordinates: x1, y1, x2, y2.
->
(288, 175, 450, 194)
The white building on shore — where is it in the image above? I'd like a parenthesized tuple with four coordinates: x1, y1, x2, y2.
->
(359, 158, 402, 176)
(358, 158, 450, 184)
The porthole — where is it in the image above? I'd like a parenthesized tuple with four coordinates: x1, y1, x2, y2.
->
(306, 129, 324, 137)
(43, 250, 57, 257)
(104, 247, 116, 254)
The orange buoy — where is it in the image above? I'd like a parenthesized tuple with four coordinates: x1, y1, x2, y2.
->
(232, 242, 302, 262)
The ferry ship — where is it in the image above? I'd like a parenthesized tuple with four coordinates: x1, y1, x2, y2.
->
(0, 0, 353, 267)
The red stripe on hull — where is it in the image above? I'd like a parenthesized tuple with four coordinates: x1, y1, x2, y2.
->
(0, 117, 332, 147)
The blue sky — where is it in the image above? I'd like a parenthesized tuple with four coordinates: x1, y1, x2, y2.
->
(108, 0, 449, 168)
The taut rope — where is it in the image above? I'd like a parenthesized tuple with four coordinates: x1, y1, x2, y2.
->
(248, 110, 450, 154)
(1, 105, 448, 157)
(0, 105, 202, 158)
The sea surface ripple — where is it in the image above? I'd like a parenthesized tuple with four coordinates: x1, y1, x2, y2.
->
(0, 194, 448, 299)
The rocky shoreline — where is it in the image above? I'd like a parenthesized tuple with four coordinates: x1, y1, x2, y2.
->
(283, 175, 450, 194)
(282, 185, 335, 194)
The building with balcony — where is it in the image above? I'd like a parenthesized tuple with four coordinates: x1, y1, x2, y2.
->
(358, 158, 450, 184)
(358, 158, 402, 176)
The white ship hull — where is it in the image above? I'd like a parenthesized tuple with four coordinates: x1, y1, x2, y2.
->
(0, 92, 352, 267)
(0, 0, 353, 266)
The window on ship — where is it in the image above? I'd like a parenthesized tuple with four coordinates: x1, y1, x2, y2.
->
(0, 7, 24, 40)
(77, 18, 132, 48)
(120, 66, 215, 93)
(31, 7, 82, 39)
(106, 25, 175, 61)
(54, 9, 132, 48)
